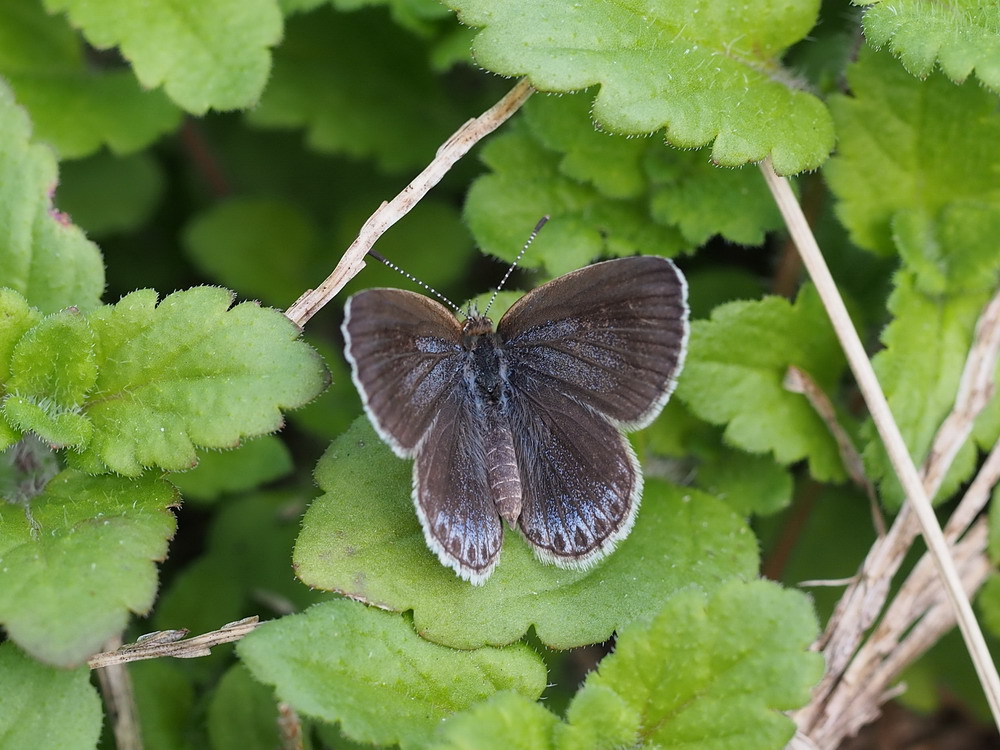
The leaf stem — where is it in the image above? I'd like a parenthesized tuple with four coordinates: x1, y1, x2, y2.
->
(759, 160, 1000, 732)
(284, 78, 536, 327)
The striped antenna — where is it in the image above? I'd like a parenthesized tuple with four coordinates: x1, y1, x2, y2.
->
(366, 249, 462, 314)
(483, 215, 549, 317)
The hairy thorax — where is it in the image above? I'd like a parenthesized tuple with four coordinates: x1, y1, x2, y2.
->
(461, 316, 523, 526)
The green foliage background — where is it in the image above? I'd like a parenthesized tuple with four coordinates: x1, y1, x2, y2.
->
(1, 0, 1000, 747)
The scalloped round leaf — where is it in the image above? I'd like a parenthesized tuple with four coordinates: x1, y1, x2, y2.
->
(0, 81, 104, 313)
(465, 124, 686, 277)
(520, 91, 784, 248)
(861, 0, 1000, 94)
(448, 0, 834, 173)
(249, 6, 462, 170)
(431, 691, 560, 750)
(237, 598, 548, 749)
(824, 47, 1000, 256)
(0, 642, 102, 749)
(863, 272, 991, 507)
(0, 470, 178, 666)
(293, 418, 759, 650)
(676, 285, 847, 481)
(0, 0, 181, 158)
(68, 286, 328, 476)
(567, 579, 823, 748)
(8, 310, 97, 406)
(42, 0, 283, 114)
(0, 289, 42, 384)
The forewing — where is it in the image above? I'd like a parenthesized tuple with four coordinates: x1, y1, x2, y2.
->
(498, 256, 688, 429)
(414, 391, 503, 583)
(342, 289, 464, 457)
(508, 389, 639, 567)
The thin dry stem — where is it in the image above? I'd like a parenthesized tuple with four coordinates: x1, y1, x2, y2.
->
(284, 78, 535, 327)
(88, 617, 259, 669)
(784, 365, 883, 535)
(760, 160, 1000, 730)
(95, 634, 143, 750)
(278, 703, 304, 750)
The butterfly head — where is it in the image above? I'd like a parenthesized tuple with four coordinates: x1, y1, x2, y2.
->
(461, 313, 494, 341)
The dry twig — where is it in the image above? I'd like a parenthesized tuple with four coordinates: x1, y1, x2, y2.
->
(95, 633, 143, 750)
(760, 160, 1000, 731)
(88, 617, 260, 669)
(284, 78, 535, 328)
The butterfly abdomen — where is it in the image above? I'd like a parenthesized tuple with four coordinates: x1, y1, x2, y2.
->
(484, 413, 522, 527)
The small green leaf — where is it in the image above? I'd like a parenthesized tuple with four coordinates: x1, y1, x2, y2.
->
(0, 80, 104, 313)
(825, 47, 1000, 257)
(131, 659, 198, 750)
(431, 691, 559, 750)
(860, 0, 1000, 94)
(676, 285, 848, 481)
(170, 436, 293, 504)
(71, 286, 328, 476)
(448, 0, 834, 173)
(3, 309, 97, 447)
(208, 664, 281, 750)
(0, 470, 177, 666)
(293, 418, 758, 650)
(249, 6, 462, 170)
(465, 122, 686, 278)
(57, 151, 167, 236)
(183, 198, 319, 309)
(0, 0, 181, 158)
(0, 642, 102, 749)
(43, 0, 283, 113)
(864, 272, 992, 506)
(978, 573, 1000, 640)
(564, 580, 823, 749)
(237, 598, 548, 749)
(697, 445, 794, 517)
(331, 0, 453, 36)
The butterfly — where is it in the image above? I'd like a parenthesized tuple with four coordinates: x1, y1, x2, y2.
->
(342, 255, 688, 584)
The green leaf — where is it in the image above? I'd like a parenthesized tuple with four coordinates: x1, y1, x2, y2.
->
(69, 286, 327, 476)
(860, 0, 1000, 94)
(696, 444, 794, 517)
(0, 0, 181, 158)
(249, 6, 461, 170)
(563, 580, 822, 749)
(0, 80, 104, 313)
(293, 418, 758, 650)
(3, 309, 97, 448)
(447, 0, 834, 173)
(0, 290, 42, 449)
(131, 659, 198, 750)
(978, 573, 1000, 640)
(432, 580, 822, 750)
(0, 642, 102, 749)
(825, 47, 1000, 258)
(237, 597, 548, 749)
(430, 691, 559, 750)
(0, 470, 177, 666)
(863, 271, 992, 506)
(183, 198, 319, 309)
(208, 664, 281, 750)
(170, 436, 293, 504)
(465, 122, 686, 278)
(676, 285, 848, 481)
(521, 91, 783, 247)
(43, 0, 283, 114)
(56, 151, 166, 236)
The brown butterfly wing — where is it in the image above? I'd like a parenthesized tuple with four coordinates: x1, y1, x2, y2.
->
(497, 256, 688, 429)
(343, 288, 502, 582)
(342, 289, 466, 456)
